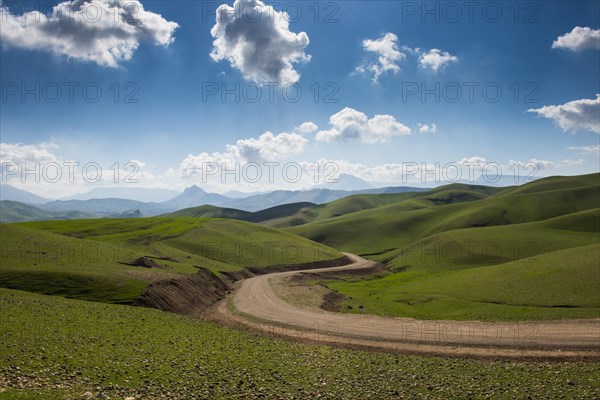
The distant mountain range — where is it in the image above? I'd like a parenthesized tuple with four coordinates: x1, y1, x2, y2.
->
(62, 187, 179, 203)
(0, 183, 49, 204)
(163, 185, 230, 210)
(40, 198, 165, 216)
(0, 200, 95, 222)
(10, 173, 543, 222)
(0, 183, 427, 222)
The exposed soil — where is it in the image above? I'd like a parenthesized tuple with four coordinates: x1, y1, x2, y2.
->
(208, 253, 600, 361)
(133, 268, 230, 317)
(320, 290, 348, 312)
(219, 256, 352, 284)
(134, 256, 352, 316)
(120, 257, 169, 269)
(290, 261, 388, 281)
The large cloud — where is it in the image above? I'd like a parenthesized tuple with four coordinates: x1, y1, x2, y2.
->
(210, 0, 310, 85)
(418, 49, 458, 72)
(1, 142, 59, 165)
(0, 142, 162, 197)
(229, 131, 308, 161)
(528, 95, 600, 134)
(316, 107, 411, 143)
(355, 33, 405, 83)
(178, 131, 307, 178)
(552, 27, 600, 51)
(0, 0, 178, 67)
(295, 121, 319, 134)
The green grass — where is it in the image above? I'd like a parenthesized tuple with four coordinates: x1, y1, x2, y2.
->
(384, 208, 600, 271)
(20, 217, 206, 244)
(328, 244, 600, 321)
(0, 224, 151, 303)
(266, 184, 506, 229)
(2, 218, 341, 303)
(19, 218, 341, 271)
(285, 174, 599, 256)
(2, 288, 599, 399)
(279, 174, 600, 321)
(163, 219, 340, 270)
(2, 175, 600, 398)
(167, 202, 316, 224)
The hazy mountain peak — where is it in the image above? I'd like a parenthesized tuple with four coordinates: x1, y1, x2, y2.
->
(183, 185, 206, 195)
(0, 183, 49, 204)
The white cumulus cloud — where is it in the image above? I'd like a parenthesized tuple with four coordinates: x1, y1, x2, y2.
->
(0, 0, 179, 67)
(418, 48, 458, 72)
(356, 33, 405, 83)
(417, 123, 437, 133)
(0, 142, 60, 166)
(177, 130, 307, 178)
(210, 0, 310, 85)
(356, 33, 458, 81)
(230, 131, 308, 161)
(295, 122, 319, 134)
(528, 95, 600, 134)
(552, 27, 600, 51)
(1, 142, 62, 183)
(316, 107, 411, 144)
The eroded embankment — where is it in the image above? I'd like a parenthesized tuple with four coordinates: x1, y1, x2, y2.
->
(133, 256, 353, 316)
(133, 268, 230, 316)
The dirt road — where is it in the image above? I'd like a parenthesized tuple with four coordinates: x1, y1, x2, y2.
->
(211, 253, 600, 360)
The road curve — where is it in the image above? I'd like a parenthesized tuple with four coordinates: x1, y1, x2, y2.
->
(211, 253, 600, 360)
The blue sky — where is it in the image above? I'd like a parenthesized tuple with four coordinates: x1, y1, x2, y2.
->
(1, 0, 599, 196)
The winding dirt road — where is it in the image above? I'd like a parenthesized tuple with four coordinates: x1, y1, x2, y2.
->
(211, 253, 600, 360)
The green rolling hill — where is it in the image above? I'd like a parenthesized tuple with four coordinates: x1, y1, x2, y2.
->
(166, 201, 316, 223)
(285, 173, 599, 256)
(1, 218, 341, 304)
(280, 173, 600, 321)
(328, 243, 600, 321)
(2, 173, 598, 321)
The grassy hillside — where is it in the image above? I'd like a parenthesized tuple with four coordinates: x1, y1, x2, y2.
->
(384, 208, 600, 271)
(286, 173, 599, 256)
(0, 223, 149, 303)
(283, 173, 600, 321)
(2, 218, 341, 303)
(167, 202, 316, 223)
(2, 173, 598, 321)
(21, 217, 340, 269)
(329, 244, 600, 321)
(0, 200, 95, 222)
(3, 288, 598, 399)
(265, 185, 506, 228)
